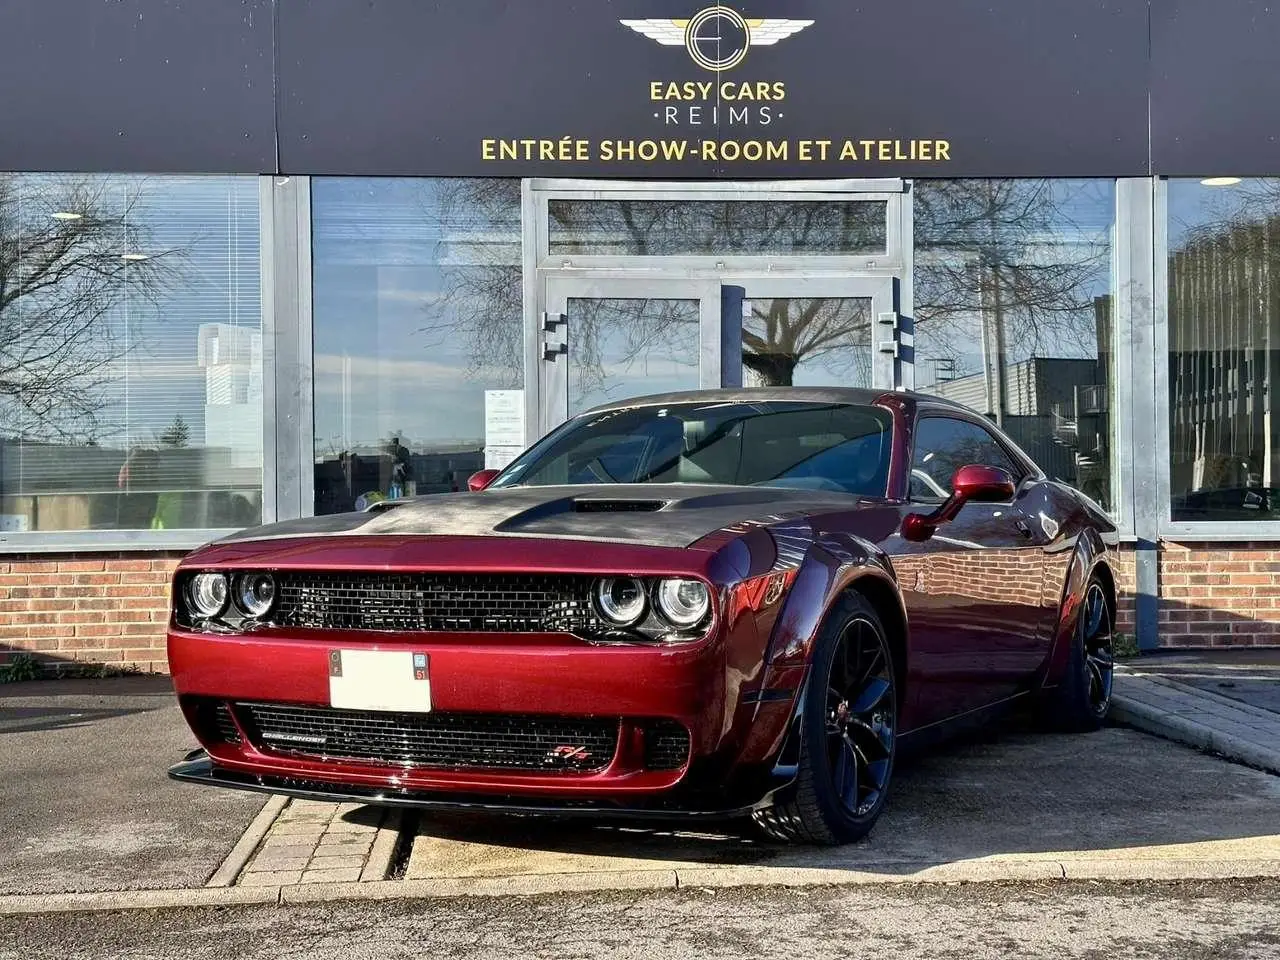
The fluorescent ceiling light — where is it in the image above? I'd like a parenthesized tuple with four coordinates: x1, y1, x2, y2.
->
(120, 252, 149, 261)
(1200, 177, 1242, 187)
(51, 211, 83, 220)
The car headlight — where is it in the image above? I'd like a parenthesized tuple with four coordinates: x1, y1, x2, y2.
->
(187, 573, 229, 618)
(234, 572, 276, 618)
(655, 578, 710, 628)
(594, 577, 647, 626)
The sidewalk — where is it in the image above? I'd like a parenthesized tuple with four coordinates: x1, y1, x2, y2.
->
(1112, 650, 1280, 776)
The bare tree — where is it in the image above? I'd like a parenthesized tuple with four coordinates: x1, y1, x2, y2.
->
(913, 179, 1113, 410)
(0, 175, 177, 443)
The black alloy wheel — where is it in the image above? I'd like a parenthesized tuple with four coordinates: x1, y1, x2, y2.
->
(824, 616, 895, 819)
(1039, 572, 1115, 732)
(755, 592, 897, 845)
(1080, 581, 1115, 718)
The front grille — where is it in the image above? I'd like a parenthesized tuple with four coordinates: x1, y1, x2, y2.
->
(238, 702, 620, 772)
(643, 720, 691, 771)
(272, 572, 604, 634)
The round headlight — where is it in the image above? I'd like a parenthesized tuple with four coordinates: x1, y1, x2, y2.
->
(234, 573, 276, 618)
(655, 578, 710, 629)
(594, 577, 647, 626)
(187, 573, 229, 618)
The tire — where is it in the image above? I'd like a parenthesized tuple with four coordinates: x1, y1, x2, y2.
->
(753, 592, 898, 845)
(1039, 574, 1115, 733)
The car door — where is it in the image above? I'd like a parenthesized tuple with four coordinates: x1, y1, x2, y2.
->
(891, 413, 1049, 725)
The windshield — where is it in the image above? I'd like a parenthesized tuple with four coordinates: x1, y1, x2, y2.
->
(491, 401, 893, 496)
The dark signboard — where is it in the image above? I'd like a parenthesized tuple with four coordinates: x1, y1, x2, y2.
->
(277, 0, 1150, 178)
(1151, 0, 1280, 177)
(0, 0, 1277, 178)
(0, 0, 276, 174)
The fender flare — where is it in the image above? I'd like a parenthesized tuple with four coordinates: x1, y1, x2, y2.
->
(759, 533, 907, 790)
(1040, 527, 1114, 691)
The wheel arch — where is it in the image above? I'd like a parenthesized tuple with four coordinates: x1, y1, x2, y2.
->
(841, 573, 910, 716)
(1041, 529, 1116, 690)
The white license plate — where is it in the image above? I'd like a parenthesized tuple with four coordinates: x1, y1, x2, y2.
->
(328, 649, 432, 713)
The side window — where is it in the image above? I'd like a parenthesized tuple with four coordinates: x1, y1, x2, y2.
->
(910, 416, 1020, 501)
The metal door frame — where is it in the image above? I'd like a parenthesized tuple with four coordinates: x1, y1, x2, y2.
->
(523, 178, 915, 441)
(539, 275, 722, 436)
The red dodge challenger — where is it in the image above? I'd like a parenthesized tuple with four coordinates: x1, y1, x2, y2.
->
(168, 388, 1117, 845)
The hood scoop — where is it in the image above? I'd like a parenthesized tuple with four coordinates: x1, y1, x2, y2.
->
(572, 498, 668, 513)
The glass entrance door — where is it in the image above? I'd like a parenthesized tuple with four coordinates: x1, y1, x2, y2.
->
(732, 276, 896, 391)
(539, 277, 722, 434)
(538, 275, 895, 436)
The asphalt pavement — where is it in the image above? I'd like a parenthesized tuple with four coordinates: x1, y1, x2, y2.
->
(0, 677, 264, 894)
(1, 879, 1276, 960)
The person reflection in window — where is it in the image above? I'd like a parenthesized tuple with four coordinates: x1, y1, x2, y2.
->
(116, 447, 159, 529)
(385, 436, 411, 499)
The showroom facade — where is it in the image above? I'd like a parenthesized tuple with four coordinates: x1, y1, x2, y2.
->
(1, 0, 1279, 671)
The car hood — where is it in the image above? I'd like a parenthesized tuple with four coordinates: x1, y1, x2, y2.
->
(216, 484, 867, 550)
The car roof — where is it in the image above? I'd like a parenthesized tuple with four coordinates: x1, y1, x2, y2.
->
(582, 386, 976, 416)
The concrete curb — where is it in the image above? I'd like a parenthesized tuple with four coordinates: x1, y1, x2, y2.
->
(206, 795, 289, 888)
(359, 809, 402, 882)
(0, 886, 280, 916)
(1111, 694, 1280, 776)
(5, 857, 1280, 916)
(1120, 670, 1280, 724)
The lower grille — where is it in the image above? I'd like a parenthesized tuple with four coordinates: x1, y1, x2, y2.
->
(643, 720, 691, 771)
(238, 703, 620, 773)
(213, 703, 242, 744)
(187, 698, 242, 745)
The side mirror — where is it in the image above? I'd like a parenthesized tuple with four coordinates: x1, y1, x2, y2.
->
(952, 463, 1017, 503)
(901, 464, 1015, 542)
(467, 468, 500, 492)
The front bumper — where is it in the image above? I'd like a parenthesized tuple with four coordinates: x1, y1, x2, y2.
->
(168, 750, 764, 820)
(168, 625, 801, 807)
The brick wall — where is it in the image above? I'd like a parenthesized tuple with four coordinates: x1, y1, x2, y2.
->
(0, 553, 183, 674)
(1159, 542, 1280, 647)
(1112, 543, 1138, 639)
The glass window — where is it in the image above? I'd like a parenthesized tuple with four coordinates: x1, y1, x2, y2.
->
(742, 296, 873, 388)
(1167, 177, 1280, 521)
(311, 178, 522, 514)
(0, 174, 262, 533)
(494, 401, 893, 496)
(563, 297, 701, 416)
(912, 179, 1117, 514)
(548, 200, 887, 256)
(910, 416, 1020, 501)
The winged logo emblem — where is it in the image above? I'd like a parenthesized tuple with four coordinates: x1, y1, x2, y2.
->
(620, 7, 814, 72)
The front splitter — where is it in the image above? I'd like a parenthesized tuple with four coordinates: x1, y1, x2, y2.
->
(168, 751, 759, 822)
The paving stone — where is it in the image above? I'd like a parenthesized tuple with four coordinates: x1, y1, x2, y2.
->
(324, 818, 380, 835)
(247, 856, 311, 872)
(253, 839, 316, 855)
(309, 855, 367, 871)
(277, 812, 337, 825)
(238, 870, 303, 886)
(269, 821, 330, 836)
(316, 837, 373, 850)
(300, 867, 363, 884)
